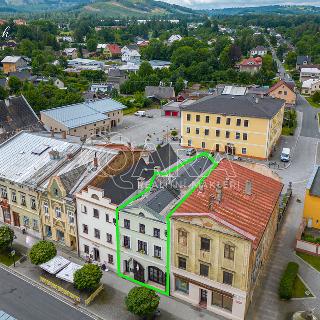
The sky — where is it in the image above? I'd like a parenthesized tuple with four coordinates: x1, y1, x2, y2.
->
(161, 0, 320, 9)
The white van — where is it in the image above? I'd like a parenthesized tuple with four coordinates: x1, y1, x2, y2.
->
(134, 111, 146, 117)
(280, 148, 291, 162)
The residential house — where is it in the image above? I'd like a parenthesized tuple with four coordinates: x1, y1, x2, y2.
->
(0, 132, 80, 237)
(107, 68, 128, 90)
(302, 79, 320, 95)
(267, 80, 296, 105)
(0, 19, 7, 26)
(67, 58, 105, 71)
(40, 98, 126, 138)
(149, 60, 171, 70)
(14, 19, 27, 26)
(145, 86, 175, 101)
(121, 49, 141, 64)
(250, 46, 268, 57)
(296, 55, 312, 70)
(303, 166, 320, 229)
(168, 35, 182, 43)
(137, 40, 149, 47)
(239, 57, 262, 74)
(180, 94, 285, 159)
(1, 56, 29, 74)
(161, 99, 194, 117)
(300, 67, 320, 83)
(76, 144, 177, 270)
(121, 44, 139, 55)
(90, 83, 115, 94)
(105, 44, 121, 58)
(0, 41, 17, 51)
(8, 70, 33, 82)
(118, 156, 212, 290)
(172, 159, 283, 320)
(97, 44, 108, 54)
(56, 36, 74, 43)
(62, 48, 78, 59)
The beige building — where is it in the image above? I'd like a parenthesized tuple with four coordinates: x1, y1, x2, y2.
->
(40, 98, 125, 139)
(171, 159, 283, 320)
(302, 79, 320, 95)
(181, 94, 285, 160)
(268, 80, 296, 105)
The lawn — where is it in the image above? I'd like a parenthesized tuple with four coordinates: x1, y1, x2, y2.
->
(292, 275, 313, 298)
(306, 97, 320, 108)
(296, 251, 320, 272)
(0, 249, 22, 266)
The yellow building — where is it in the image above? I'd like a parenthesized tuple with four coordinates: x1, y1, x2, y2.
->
(171, 159, 283, 320)
(181, 94, 285, 160)
(303, 166, 320, 229)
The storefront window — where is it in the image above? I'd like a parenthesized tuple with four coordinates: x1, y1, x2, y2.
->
(175, 277, 189, 294)
(212, 289, 233, 312)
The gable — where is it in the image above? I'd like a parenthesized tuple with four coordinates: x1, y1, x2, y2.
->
(48, 177, 66, 198)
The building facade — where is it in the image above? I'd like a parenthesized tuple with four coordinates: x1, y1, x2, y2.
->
(1, 56, 29, 74)
(268, 80, 296, 105)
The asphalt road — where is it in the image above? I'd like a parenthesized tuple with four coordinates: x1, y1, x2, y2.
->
(0, 268, 92, 320)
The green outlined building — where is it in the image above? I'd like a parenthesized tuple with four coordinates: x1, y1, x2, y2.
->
(116, 152, 218, 295)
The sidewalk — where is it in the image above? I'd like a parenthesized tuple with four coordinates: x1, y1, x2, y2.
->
(7, 227, 226, 320)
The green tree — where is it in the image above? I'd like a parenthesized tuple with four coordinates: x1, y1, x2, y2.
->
(0, 86, 9, 100)
(174, 77, 185, 94)
(86, 38, 98, 52)
(312, 91, 320, 103)
(125, 287, 160, 319)
(0, 225, 14, 250)
(29, 240, 56, 265)
(74, 264, 102, 291)
(285, 52, 297, 69)
(8, 76, 22, 94)
(138, 61, 153, 78)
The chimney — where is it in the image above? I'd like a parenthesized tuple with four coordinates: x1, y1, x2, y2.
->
(215, 183, 223, 203)
(61, 131, 67, 139)
(93, 152, 98, 168)
(245, 180, 252, 195)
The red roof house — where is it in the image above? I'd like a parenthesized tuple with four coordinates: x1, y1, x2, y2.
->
(239, 57, 262, 74)
(107, 44, 121, 57)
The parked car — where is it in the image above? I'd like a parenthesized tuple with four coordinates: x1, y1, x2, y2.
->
(280, 147, 291, 162)
(134, 111, 146, 117)
(186, 148, 196, 156)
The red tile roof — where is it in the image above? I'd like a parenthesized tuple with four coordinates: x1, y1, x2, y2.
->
(268, 80, 295, 94)
(174, 159, 283, 248)
(240, 57, 262, 67)
(107, 44, 121, 55)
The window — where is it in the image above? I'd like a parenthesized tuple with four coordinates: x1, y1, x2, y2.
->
(107, 233, 112, 243)
(226, 118, 231, 125)
(187, 139, 192, 147)
(11, 191, 16, 203)
(81, 204, 87, 214)
(236, 119, 241, 126)
(138, 240, 147, 254)
(53, 188, 59, 197)
(216, 130, 220, 137)
(94, 228, 100, 239)
(93, 208, 99, 218)
(148, 266, 165, 285)
(195, 128, 200, 135)
(178, 257, 187, 270)
(186, 127, 190, 133)
(243, 133, 248, 141)
(83, 224, 88, 234)
(223, 271, 233, 285)
(205, 115, 210, 123)
(235, 132, 240, 140)
(43, 202, 49, 216)
(178, 230, 187, 246)
(153, 228, 160, 238)
(154, 245, 161, 259)
(68, 211, 75, 224)
(23, 216, 29, 227)
(108, 254, 114, 264)
(224, 244, 235, 260)
(33, 219, 38, 231)
(187, 114, 191, 121)
(216, 116, 221, 124)
(139, 224, 145, 234)
(242, 148, 247, 155)
(21, 194, 26, 206)
(30, 198, 36, 210)
(200, 263, 209, 277)
(212, 289, 233, 311)
(123, 235, 130, 248)
(55, 207, 61, 218)
(200, 237, 210, 251)
(113, 218, 116, 225)
(175, 277, 189, 294)
(0, 186, 7, 199)
(106, 214, 109, 222)
(84, 245, 89, 254)
(124, 219, 130, 229)
(202, 142, 206, 149)
(244, 120, 249, 127)
(225, 131, 230, 138)
(204, 129, 209, 136)
(196, 115, 200, 122)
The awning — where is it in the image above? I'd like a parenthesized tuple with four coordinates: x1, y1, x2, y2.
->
(40, 256, 70, 275)
(56, 262, 82, 283)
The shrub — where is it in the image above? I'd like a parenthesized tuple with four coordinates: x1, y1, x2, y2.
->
(279, 262, 299, 300)
(0, 225, 14, 250)
(29, 240, 57, 265)
(74, 264, 102, 291)
(125, 287, 160, 318)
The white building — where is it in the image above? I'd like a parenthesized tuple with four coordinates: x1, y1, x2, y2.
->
(250, 46, 268, 57)
(302, 78, 320, 95)
(62, 48, 77, 59)
(67, 58, 105, 70)
(300, 67, 320, 83)
(121, 50, 141, 64)
(168, 34, 182, 43)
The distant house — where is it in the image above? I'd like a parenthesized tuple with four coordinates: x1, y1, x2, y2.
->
(268, 80, 296, 105)
(137, 40, 149, 47)
(0, 41, 17, 51)
(168, 34, 182, 43)
(161, 99, 194, 117)
(67, 58, 105, 71)
(121, 49, 140, 64)
(56, 36, 73, 43)
(250, 46, 268, 57)
(300, 67, 320, 83)
(239, 57, 262, 74)
(107, 68, 128, 90)
(97, 43, 107, 53)
(62, 48, 78, 59)
(296, 55, 312, 70)
(302, 79, 320, 95)
(0, 19, 7, 26)
(14, 19, 27, 26)
(106, 44, 121, 58)
(149, 60, 171, 70)
(145, 86, 175, 100)
(121, 44, 139, 54)
(1, 56, 29, 74)
(8, 70, 33, 81)
(90, 83, 115, 93)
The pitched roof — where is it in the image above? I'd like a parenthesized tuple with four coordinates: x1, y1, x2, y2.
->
(107, 44, 121, 54)
(297, 55, 312, 65)
(174, 159, 283, 248)
(181, 94, 284, 119)
(307, 166, 320, 197)
(59, 164, 87, 195)
(251, 46, 267, 51)
(145, 86, 175, 99)
(268, 80, 295, 94)
(240, 57, 262, 67)
(302, 78, 320, 89)
(1, 56, 24, 64)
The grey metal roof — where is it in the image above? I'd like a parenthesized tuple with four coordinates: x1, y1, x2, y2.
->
(0, 310, 16, 320)
(181, 94, 284, 119)
(308, 166, 320, 197)
(297, 55, 311, 65)
(145, 86, 175, 99)
(40, 98, 126, 129)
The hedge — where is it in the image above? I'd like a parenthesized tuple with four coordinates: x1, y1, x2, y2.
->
(279, 262, 299, 300)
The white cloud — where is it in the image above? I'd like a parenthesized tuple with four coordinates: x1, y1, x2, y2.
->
(161, 0, 320, 9)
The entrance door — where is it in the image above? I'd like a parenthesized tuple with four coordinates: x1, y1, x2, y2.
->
(199, 289, 208, 307)
(133, 260, 145, 283)
(215, 144, 220, 152)
(13, 212, 20, 227)
(93, 248, 100, 262)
